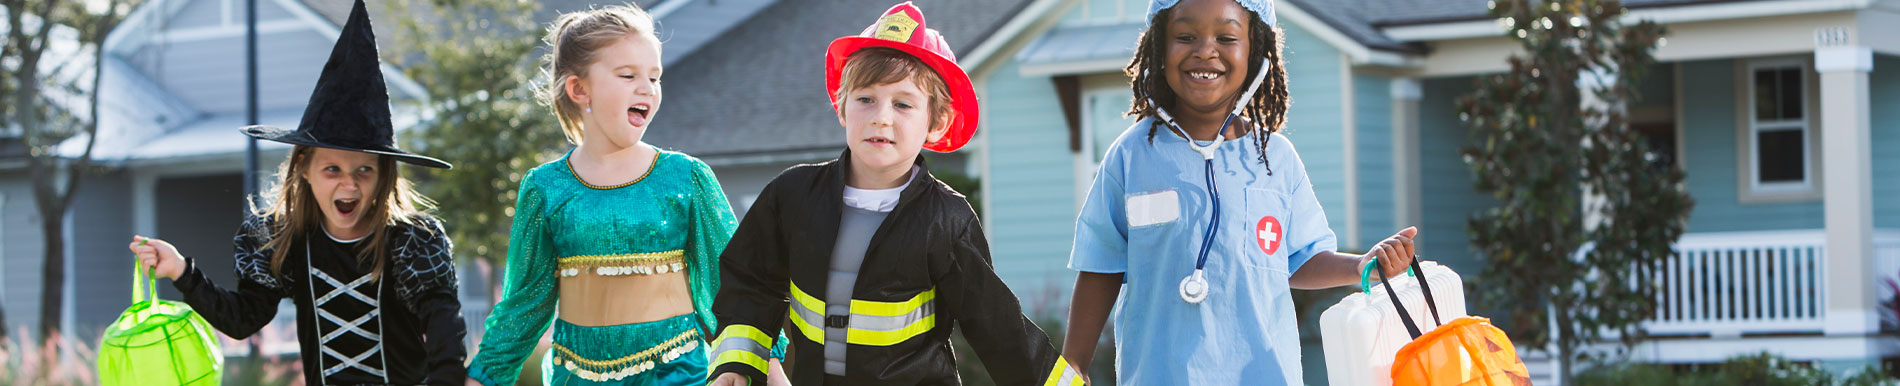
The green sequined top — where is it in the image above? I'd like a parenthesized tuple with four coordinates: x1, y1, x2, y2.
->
(468, 148, 760, 385)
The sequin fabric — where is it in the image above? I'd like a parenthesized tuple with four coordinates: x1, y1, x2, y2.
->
(467, 149, 737, 386)
(557, 250, 687, 277)
(546, 315, 703, 383)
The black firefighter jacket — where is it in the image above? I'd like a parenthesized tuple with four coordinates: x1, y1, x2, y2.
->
(707, 150, 1084, 385)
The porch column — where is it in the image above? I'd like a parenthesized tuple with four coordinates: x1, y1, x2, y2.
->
(1815, 34, 1875, 336)
(1391, 78, 1422, 230)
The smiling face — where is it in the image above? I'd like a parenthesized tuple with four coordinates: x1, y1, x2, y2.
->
(839, 77, 946, 173)
(301, 147, 382, 237)
(1162, 0, 1253, 117)
(567, 33, 662, 151)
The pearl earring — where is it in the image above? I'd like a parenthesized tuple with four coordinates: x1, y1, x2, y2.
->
(585, 106, 592, 113)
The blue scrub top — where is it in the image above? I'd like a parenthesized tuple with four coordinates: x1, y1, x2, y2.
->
(1069, 118, 1336, 385)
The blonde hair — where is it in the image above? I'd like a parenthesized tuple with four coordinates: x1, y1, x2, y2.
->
(254, 146, 436, 281)
(539, 4, 659, 145)
(834, 47, 954, 132)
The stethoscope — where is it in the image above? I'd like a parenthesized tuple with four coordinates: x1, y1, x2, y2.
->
(1150, 63, 1272, 304)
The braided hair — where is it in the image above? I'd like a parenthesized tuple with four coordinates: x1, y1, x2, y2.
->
(1125, 6, 1290, 174)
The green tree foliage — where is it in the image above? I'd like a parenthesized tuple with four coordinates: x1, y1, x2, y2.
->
(386, 0, 565, 278)
(1456, 0, 1693, 382)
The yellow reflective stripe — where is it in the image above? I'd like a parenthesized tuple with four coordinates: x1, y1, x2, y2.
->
(710, 325, 771, 375)
(844, 314, 934, 346)
(849, 287, 935, 317)
(789, 282, 827, 316)
(1044, 358, 1083, 386)
(787, 282, 826, 343)
(714, 325, 772, 349)
(788, 283, 939, 346)
(786, 308, 824, 343)
(711, 349, 766, 376)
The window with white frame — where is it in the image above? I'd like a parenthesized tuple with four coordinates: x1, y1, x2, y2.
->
(1086, 90, 1135, 163)
(1074, 87, 1136, 210)
(1745, 58, 1813, 195)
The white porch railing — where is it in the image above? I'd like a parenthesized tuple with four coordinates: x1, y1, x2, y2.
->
(1876, 230, 1900, 327)
(1643, 230, 1829, 336)
(1633, 229, 1900, 337)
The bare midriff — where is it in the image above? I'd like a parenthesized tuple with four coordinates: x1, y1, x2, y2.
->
(557, 271, 694, 327)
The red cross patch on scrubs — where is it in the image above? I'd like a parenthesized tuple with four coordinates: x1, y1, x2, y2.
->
(1257, 216, 1282, 254)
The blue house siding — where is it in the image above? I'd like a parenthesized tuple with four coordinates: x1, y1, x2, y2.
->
(1355, 73, 1396, 245)
(1416, 76, 1490, 274)
(1677, 59, 1825, 233)
(1, 176, 49, 335)
(981, 60, 1082, 303)
(1279, 22, 1350, 248)
(71, 173, 134, 337)
(1872, 54, 1900, 229)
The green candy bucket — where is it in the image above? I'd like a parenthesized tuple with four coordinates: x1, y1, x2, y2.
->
(97, 247, 223, 386)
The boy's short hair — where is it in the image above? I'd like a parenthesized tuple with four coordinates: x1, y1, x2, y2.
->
(834, 47, 954, 132)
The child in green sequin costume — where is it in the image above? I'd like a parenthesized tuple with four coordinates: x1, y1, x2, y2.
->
(465, 5, 788, 385)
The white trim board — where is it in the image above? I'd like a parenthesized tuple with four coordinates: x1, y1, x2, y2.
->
(1414, 11, 1864, 77)
(1340, 53, 1361, 249)
(146, 19, 305, 42)
(1007, 0, 1424, 77)
(1384, 0, 1879, 42)
(1020, 57, 1129, 78)
(1278, 1, 1418, 67)
(1590, 334, 1899, 364)
(649, 0, 694, 19)
(966, 0, 1078, 75)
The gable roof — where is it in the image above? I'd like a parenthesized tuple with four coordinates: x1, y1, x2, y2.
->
(643, 0, 1034, 164)
(52, 0, 429, 164)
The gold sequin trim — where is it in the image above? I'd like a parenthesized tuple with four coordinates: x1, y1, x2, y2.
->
(566, 153, 660, 190)
(549, 329, 700, 381)
(557, 250, 686, 277)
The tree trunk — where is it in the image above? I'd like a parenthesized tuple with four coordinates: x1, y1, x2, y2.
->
(37, 205, 65, 341)
(1554, 297, 1577, 385)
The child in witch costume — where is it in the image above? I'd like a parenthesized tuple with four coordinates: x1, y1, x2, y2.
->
(465, 4, 789, 385)
(1060, 0, 1420, 384)
(128, 1, 468, 385)
(707, 3, 1085, 385)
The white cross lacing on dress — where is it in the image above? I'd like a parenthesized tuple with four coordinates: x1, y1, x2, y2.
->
(305, 242, 391, 382)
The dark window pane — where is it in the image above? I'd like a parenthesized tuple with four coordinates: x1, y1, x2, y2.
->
(1758, 129, 1804, 183)
(1634, 123, 1677, 172)
(1778, 69, 1802, 120)
(1755, 70, 1778, 120)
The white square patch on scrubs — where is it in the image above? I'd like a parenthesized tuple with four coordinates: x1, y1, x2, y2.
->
(1126, 190, 1180, 228)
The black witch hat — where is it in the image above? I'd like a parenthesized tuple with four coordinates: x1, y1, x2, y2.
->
(240, 0, 451, 169)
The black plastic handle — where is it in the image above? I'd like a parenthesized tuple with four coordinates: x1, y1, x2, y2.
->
(1376, 257, 1442, 339)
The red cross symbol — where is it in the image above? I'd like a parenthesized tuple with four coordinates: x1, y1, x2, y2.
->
(1256, 216, 1282, 254)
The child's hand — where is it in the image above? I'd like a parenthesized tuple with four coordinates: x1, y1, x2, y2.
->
(128, 236, 186, 281)
(709, 373, 749, 386)
(1364, 227, 1418, 279)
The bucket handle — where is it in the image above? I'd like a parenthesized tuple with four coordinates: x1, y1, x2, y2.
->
(131, 239, 159, 308)
(1366, 256, 1443, 339)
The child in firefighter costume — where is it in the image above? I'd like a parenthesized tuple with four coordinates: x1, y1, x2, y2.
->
(706, 3, 1086, 385)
